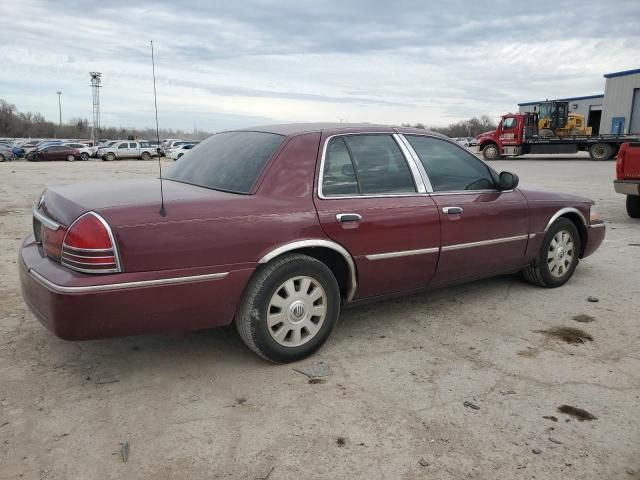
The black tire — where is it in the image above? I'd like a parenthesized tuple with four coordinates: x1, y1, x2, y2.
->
(141, 151, 151, 161)
(540, 128, 555, 138)
(627, 195, 640, 218)
(80, 152, 89, 161)
(236, 253, 340, 363)
(482, 143, 500, 160)
(589, 143, 613, 161)
(522, 218, 581, 288)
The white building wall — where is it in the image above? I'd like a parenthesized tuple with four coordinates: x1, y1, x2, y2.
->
(601, 72, 640, 135)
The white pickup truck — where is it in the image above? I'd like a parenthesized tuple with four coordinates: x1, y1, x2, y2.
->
(99, 141, 158, 161)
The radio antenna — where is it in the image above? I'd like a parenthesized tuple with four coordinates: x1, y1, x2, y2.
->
(151, 40, 167, 217)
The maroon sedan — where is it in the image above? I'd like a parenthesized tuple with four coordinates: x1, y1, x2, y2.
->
(28, 145, 80, 162)
(20, 124, 605, 362)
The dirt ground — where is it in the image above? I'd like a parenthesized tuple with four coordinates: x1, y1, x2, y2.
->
(1, 155, 639, 479)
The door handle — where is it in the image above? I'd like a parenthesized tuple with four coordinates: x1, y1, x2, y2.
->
(336, 213, 362, 222)
(442, 207, 463, 215)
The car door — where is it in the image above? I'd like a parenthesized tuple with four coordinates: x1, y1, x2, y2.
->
(129, 142, 139, 157)
(402, 134, 529, 286)
(313, 131, 441, 300)
(116, 142, 128, 158)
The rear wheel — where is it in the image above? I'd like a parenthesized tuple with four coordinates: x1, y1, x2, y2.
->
(141, 151, 151, 161)
(627, 195, 640, 218)
(80, 152, 89, 161)
(589, 142, 613, 161)
(236, 253, 340, 363)
(482, 143, 500, 160)
(66, 154, 75, 162)
(523, 218, 581, 288)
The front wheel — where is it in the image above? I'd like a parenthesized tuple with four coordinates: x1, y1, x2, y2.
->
(522, 218, 581, 288)
(236, 253, 340, 363)
(80, 153, 89, 161)
(627, 195, 640, 218)
(482, 144, 501, 160)
(104, 153, 116, 161)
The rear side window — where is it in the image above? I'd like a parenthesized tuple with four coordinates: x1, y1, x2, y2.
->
(405, 136, 495, 192)
(322, 134, 416, 196)
(166, 131, 284, 194)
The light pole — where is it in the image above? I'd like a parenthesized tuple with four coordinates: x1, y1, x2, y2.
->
(56, 91, 62, 126)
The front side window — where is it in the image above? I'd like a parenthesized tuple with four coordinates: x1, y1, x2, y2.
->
(502, 117, 517, 130)
(322, 134, 416, 196)
(405, 136, 495, 192)
(166, 131, 284, 194)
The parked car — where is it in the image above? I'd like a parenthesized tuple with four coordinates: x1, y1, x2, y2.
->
(20, 124, 605, 362)
(0, 146, 14, 162)
(99, 141, 158, 161)
(63, 143, 92, 161)
(614, 142, 640, 218)
(26, 145, 80, 162)
(163, 140, 190, 155)
(166, 143, 197, 160)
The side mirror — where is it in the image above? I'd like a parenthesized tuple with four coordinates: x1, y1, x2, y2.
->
(498, 171, 519, 190)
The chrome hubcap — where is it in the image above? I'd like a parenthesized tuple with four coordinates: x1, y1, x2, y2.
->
(267, 276, 327, 347)
(547, 230, 574, 278)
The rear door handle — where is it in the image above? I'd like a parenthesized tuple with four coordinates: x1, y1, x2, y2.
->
(336, 213, 362, 223)
(442, 207, 463, 215)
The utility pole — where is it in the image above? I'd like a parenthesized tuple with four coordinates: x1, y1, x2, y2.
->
(90, 73, 102, 145)
(56, 91, 62, 126)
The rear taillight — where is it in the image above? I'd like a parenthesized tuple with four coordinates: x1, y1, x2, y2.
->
(61, 212, 121, 274)
(616, 143, 627, 180)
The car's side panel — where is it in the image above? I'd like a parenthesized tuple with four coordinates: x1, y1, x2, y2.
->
(430, 190, 530, 285)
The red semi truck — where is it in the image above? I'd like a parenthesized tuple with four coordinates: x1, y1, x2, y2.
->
(477, 112, 639, 161)
(614, 142, 640, 218)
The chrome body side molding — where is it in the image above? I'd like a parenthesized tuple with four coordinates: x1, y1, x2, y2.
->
(441, 234, 529, 252)
(28, 269, 229, 294)
(365, 247, 439, 261)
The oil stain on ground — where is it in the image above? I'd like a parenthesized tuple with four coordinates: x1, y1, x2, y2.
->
(535, 327, 593, 344)
(573, 314, 595, 323)
(558, 405, 597, 421)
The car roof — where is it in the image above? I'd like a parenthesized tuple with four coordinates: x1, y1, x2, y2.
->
(233, 122, 447, 138)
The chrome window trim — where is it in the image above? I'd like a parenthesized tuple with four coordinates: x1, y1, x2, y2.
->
(258, 239, 357, 301)
(544, 207, 587, 232)
(441, 234, 528, 252)
(395, 134, 434, 192)
(32, 205, 61, 231)
(365, 247, 439, 260)
(61, 211, 123, 274)
(317, 132, 422, 200)
(392, 133, 427, 193)
(28, 269, 229, 294)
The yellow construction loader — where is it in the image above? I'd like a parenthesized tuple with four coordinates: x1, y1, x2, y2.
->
(536, 100, 592, 138)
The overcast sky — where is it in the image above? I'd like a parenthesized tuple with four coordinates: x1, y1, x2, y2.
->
(1, 0, 639, 131)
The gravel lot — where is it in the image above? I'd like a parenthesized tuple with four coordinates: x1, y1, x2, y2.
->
(1, 156, 639, 479)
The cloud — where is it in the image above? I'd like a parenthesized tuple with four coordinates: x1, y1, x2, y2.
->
(0, 0, 638, 131)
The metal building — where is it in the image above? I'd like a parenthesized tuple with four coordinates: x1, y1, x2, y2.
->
(517, 67, 640, 136)
(601, 68, 640, 135)
(518, 95, 604, 135)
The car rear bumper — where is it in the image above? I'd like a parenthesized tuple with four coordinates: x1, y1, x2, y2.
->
(582, 222, 605, 259)
(614, 180, 640, 196)
(19, 236, 253, 340)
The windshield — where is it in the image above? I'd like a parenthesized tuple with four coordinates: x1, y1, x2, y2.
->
(166, 131, 284, 194)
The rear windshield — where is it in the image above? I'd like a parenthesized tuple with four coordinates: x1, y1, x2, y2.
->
(166, 131, 284, 194)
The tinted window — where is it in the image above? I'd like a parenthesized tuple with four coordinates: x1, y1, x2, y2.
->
(166, 131, 284, 194)
(130, 142, 138, 148)
(118, 143, 128, 149)
(406, 136, 495, 192)
(322, 138, 359, 196)
(343, 135, 415, 194)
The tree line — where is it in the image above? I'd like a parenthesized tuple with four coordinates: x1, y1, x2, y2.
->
(0, 99, 210, 141)
(402, 115, 497, 137)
